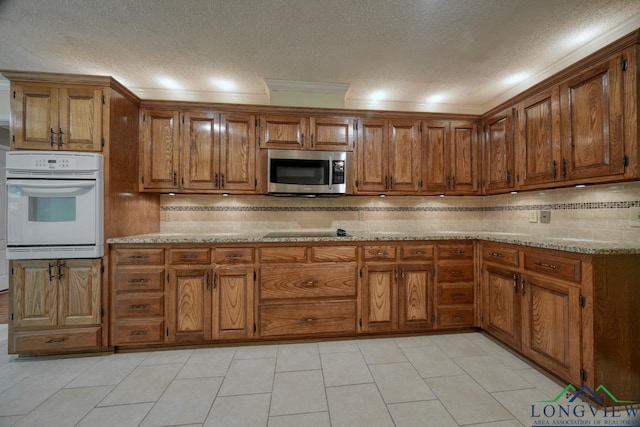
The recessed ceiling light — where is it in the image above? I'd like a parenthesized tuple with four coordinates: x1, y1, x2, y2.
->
(370, 90, 387, 101)
(427, 93, 446, 103)
(502, 72, 531, 86)
(157, 77, 182, 90)
(211, 78, 236, 91)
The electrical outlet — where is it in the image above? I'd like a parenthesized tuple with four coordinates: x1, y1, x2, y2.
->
(540, 210, 551, 224)
(629, 207, 640, 227)
(358, 210, 365, 221)
(529, 211, 538, 223)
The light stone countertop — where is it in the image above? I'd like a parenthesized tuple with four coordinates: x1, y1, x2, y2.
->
(107, 231, 640, 255)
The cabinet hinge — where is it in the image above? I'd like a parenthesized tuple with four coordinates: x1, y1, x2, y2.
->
(581, 368, 587, 382)
(167, 273, 170, 282)
(579, 294, 586, 308)
(142, 113, 145, 122)
(418, 123, 422, 132)
(255, 178, 258, 187)
(11, 313, 14, 321)
(418, 180, 423, 188)
(12, 135, 15, 143)
(623, 154, 630, 168)
(141, 176, 145, 184)
(253, 323, 257, 333)
(100, 308, 105, 317)
(257, 136, 261, 146)
(254, 271, 257, 281)
(355, 180, 359, 188)
(101, 94, 106, 104)
(101, 265, 105, 274)
(255, 118, 260, 127)
(622, 59, 629, 71)
(101, 137, 105, 148)
(166, 328, 169, 337)
(359, 268, 363, 278)
(11, 267, 13, 275)
(13, 90, 16, 99)
(355, 122, 358, 131)
(182, 115, 184, 124)
(359, 318, 362, 327)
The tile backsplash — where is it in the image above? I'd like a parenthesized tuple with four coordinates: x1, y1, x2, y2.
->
(160, 182, 640, 244)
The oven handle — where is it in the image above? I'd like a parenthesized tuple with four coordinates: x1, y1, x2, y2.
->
(8, 181, 96, 189)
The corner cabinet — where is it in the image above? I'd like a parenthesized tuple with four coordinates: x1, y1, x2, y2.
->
(483, 109, 515, 194)
(10, 83, 104, 151)
(10, 259, 103, 354)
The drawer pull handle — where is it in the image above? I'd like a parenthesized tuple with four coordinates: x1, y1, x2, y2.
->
(449, 270, 464, 276)
(129, 330, 149, 336)
(372, 251, 389, 256)
(45, 338, 65, 344)
(451, 292, 466, 297)
(451, 315, 465, 321)
(302, 317, 318, 322)
(301, 281, 318, 287)
(534, 261, 558, 270)
(411, 250, 427, 256)
(179, 254, 199, 259)
(127, 279, 150, 284)
(128, 304, 149, 310)
(225, 254, 242, 258)
(449, 249, 465, 255)
(128, 255, 149, 260)
(489, 252, 504, 258)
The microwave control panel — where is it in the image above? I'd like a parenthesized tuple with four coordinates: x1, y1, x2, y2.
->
(332, 160, 345, 184)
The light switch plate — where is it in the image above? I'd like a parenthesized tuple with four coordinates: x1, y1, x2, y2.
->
(529, 211, 538, 223)
(540, 210, 551, 223)
(629, 207, 640, 227)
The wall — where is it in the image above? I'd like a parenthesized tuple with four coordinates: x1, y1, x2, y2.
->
(160, 182, 640, 244)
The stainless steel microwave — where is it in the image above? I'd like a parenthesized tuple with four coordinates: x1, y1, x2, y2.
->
(267, 149, 347, 196)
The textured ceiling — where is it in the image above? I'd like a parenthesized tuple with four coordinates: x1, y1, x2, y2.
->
(1, 0, 640, 114)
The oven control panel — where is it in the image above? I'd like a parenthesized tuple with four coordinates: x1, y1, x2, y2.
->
(7, 151, 103, 176)
(34, 157, 77, 170)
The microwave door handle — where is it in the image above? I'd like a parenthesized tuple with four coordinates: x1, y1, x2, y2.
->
(328, 156, 333, 190)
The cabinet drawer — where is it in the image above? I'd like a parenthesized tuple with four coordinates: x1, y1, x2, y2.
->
(169, 248, 211, 264)
(311, 246, 357, 262)
(260, 301, 356, 337)
(115, 294, 164, 318)
(400, 245, 434, 261)
(215, 248, 254, 264)
(115, 248, 164, 265)
(114, 320, 165, 344)
(438, 243, 474, 260)
(13, 327, 101, 353)
(438, 307, 475, 327)
(260, 247, 307, 263)
(437, 263, 474, 282)
(438, 284, 474, 305)
(363, 246, 397, 261)
(482, 244, 519, 267)
(260, 266, 356, 299)
(115, 268, 164, 292)
(524, 252, 581, 283)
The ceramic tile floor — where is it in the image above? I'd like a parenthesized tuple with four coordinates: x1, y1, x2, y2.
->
(0, 329, 572, 427)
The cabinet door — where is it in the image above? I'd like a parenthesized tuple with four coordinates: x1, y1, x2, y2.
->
(560, 54, 625, 181)
(398, 264, 433, 330)
(58, 87, 103, 151)
(449, 121, 478, 194)
(356, 119, 388, 193)
(141, 109, 180, 190)
(181, 111, 219, 190)
(482, 265, 521, 349)
(483, 110, 514, 193)
(168, 268, 212, 343)
(11, 260, 58, 328)
(58, 259, 101, 326)
(422, 121, 449, 193)
(214, 267, 254, 340)
(521, 274, 581, 385)
(517, 88, 561, 188)
(220, 113, 257, 192)
(259, 115, 307, 149)
(11, 83, 59, 150)
(388, 120, 421, 192)
(309, 116, 355, 151)
(361, 264, 397, 332)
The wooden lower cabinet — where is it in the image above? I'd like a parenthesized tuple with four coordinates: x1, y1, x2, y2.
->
(10, 259, 103, 354)
(260, 301, 356, 337)
(361, 264, 397, 332)
(482, 265, 521, 349)
(213, 267, 254, 340)
(167, 267, 212, 343)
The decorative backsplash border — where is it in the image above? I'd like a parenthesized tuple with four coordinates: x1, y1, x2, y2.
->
(161, 200, 640, 212)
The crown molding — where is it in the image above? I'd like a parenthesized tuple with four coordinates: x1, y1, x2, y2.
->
(345, 98, 484, 115)
(264, 79, 350, 94)
(130, 87, 269, 105)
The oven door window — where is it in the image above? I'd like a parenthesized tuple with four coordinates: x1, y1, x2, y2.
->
(271, 159, 329, 185)
(29, 197, 76, 222)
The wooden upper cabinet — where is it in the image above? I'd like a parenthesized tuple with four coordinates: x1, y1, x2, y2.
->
(422, 121, 448, 193)
(560, 54, 625, 181)
(181, 111, 219, 191)
(220, 113, 257, 191)
(388, 120, 421, 192)
(259, 115, 307, 149)
(356, 118, 388, 193)
(11, 83, 103, 151)
(141, 109, 180, 190)
(483, 109, 515, 193)
(448, 121, 478, 194)
(516, 88, 561, 188)
(309, 116, 355, 151)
